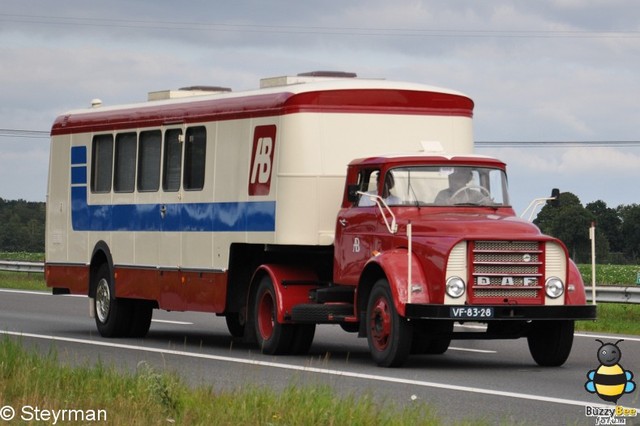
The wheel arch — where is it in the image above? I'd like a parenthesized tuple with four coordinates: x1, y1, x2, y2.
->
(357, 250, 430, 319)
(89, 241, 114, 298)
(248, 264, 319, 323)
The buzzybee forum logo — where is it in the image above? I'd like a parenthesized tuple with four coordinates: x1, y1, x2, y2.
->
(585, 339, 636, 403)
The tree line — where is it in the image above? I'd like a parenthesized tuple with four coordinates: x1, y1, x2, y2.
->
(0, 198, 45, 253)
(0, 194, 639, 265)
(535, 193, 640, 264)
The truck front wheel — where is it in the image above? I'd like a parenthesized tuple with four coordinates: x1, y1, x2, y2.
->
(253, 275, 293, 354)
(366, 279, 413, 367)
(527, 320, 574, 367)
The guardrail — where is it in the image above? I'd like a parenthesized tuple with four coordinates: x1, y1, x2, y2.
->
(1, 261, 639, 304)
(0, 260, 45, 273)
(585, 285, 640, 304)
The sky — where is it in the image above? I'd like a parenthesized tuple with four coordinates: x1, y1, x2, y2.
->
(1, 1, 639, 215)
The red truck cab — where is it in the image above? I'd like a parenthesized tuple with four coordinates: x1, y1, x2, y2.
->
(332, 154, 596, 367)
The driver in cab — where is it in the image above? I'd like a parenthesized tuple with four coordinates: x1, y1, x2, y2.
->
(435, 168, 489, 205)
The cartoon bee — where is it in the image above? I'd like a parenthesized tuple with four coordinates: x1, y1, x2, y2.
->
(585, 339, 636, 404)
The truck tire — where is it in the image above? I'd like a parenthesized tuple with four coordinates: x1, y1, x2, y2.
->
(527, 320, 574, 367)
(94, 263, 132, 337)
(411, 320, 453, 355)
(127, 300, 153, 338)
(253, 275, 294, 355)
(366, 278, 413, 367)
(225, 312, 245, 338)
(290, 324, 316, 355)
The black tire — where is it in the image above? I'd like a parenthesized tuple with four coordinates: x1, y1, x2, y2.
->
(225, 312, 245, 338)
(93, 263, 132, 337)
(527, 320, 574, 367)
(411, 320, 453, 355)
(366, 279, 413, 367)
(290, 324, 316, 355)
(253, 275, 293, 355)
(127, 300, 153, 338)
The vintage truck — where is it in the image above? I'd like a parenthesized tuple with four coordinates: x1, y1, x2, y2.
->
(46, 71, 596, 367)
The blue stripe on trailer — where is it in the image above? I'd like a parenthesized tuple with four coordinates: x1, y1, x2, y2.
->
(69, 147, 276, 232)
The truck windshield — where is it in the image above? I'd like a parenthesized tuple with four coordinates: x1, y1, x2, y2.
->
(384, 166, 510, 207)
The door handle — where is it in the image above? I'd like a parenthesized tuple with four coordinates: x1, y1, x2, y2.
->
(160, 205, 167, 219)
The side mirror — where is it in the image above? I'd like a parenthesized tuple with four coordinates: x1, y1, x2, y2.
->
(550, 188, 560, 207)
(347, 184, 359, 202)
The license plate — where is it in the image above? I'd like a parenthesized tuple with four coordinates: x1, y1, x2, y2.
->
(450, 307, 494, 319)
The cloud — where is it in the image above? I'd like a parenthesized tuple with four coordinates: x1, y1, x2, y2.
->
(1, 1, 640, 205)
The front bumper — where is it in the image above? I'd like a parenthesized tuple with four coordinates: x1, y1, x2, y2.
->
(404, 304, 597, 321)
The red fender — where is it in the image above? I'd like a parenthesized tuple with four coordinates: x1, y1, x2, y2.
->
(367, 249, 430, 316)
(566, 259, 588, 305)
(251, 264, 319, 323)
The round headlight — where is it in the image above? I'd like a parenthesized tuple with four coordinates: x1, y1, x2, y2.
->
(446, 277, 466, 298)
(545, 277, 565, 299)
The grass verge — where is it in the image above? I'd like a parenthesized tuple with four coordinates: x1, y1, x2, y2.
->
(576, 303, 640, 335)
(0, 271, 46, 291)
(0, 337, 455, 425)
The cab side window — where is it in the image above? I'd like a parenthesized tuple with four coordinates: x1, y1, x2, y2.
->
(356, 169, 380, 207)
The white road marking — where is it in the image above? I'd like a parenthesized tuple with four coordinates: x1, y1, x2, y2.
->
(0, 329, 614, 409)
(152, 319, 193, 325)
(448, 346, 496, 353)
(0, 289, 51, 295)
(575, 332, 640, 343)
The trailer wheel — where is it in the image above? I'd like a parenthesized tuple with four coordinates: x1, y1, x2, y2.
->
(253, 275, 293, 354)
(94, 264, 132, 337)
(127, 300, 153, 338)
(366, 279, 413, 367)
(527, 320, 574, 367)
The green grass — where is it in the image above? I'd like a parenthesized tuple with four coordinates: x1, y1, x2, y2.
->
(577, 264, 640, 286)
(0, 337, 459, 426)
(0, 271, 47, 291)
(576, 303, 640, 335)
(0, 251, 44, 262)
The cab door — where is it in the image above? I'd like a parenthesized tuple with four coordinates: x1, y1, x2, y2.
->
(334, 169, 380, 284)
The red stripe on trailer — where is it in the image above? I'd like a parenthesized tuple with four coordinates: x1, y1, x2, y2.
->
(51, 89, 473, 136)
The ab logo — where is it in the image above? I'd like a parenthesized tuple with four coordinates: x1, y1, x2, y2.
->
(248, 125, 277, 196)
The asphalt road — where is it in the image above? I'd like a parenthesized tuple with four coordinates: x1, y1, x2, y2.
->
(1, 289, 638, 425)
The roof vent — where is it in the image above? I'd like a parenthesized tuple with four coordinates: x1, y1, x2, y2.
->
(297, 71, 357, 78)
(148, 86, 232, 101)
(90, 98, 103, 108)
(260, 71, 358, 88)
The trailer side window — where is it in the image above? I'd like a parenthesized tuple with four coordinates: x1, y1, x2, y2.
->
(113, 132, 137, 193)
(163, 129, 183, 192)
(91, 134, 114, 193)
(138, 130, 162, 192)
(184, 126, 206, 191)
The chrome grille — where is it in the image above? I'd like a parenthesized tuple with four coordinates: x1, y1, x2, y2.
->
(474, 265, 539, 275)
(475, 253, 539, 263)
(471, 240, 543, 303)
(475, 241, 539, 251)
(474, 288, 539, 298)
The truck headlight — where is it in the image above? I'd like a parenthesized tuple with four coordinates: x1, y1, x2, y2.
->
(545, 277, 564, 299)
(446, 277, 466, 298)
